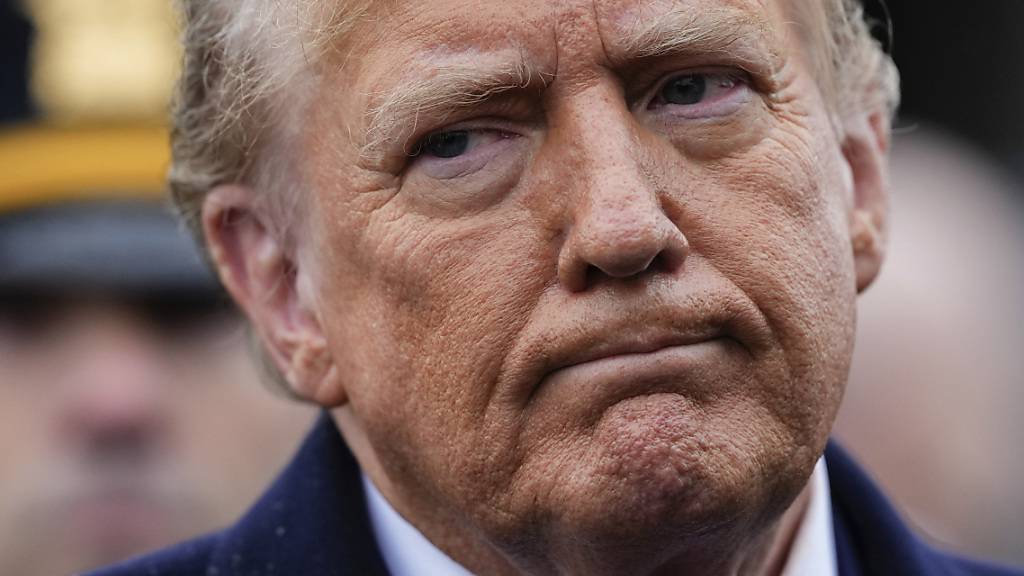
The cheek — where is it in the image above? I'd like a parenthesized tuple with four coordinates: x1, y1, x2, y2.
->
(664, 114, 856, 435)
(312, 196, 553, 461)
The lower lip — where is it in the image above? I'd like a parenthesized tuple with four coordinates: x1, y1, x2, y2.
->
(536, 339, 735, 406)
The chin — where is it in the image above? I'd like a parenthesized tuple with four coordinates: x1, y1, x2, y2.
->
(519, 393, 814, 555)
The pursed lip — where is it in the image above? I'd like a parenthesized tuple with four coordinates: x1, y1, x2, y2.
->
(545, 328, 726, 377)
(503, 289, 770, 409)
(512, 295, 770, 407)
(503, 338, 744, 445)
(531, 328, 734, 405)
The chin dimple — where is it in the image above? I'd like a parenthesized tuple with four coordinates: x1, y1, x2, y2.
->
(593, 397, 704, 477)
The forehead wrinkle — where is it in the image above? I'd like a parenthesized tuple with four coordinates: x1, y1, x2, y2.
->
(609, 3, 778, 70)
(359, 49, 550, 163)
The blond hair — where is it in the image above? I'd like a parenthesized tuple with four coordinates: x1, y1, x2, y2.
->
(169, 0, 368, 247)
(821, 0, 900, 124)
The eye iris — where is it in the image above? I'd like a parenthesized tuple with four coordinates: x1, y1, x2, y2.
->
(424, 131, 470, 158)
(662, 75, 707, 105)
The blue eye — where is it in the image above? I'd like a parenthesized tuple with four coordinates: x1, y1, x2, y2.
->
(419, 130, 470, 158)
(661, 74, 707, 105)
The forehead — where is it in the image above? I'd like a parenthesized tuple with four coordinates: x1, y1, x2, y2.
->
(350, 0, 790, 68)
(330, 0, 810, 158)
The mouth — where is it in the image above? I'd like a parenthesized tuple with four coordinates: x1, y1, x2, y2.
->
(503, 285, 771, 414)
(51, 479, 184, 551)
(38, 491, 173, 562)
(549, 330, 727, 374)
(528, 329, 743, 413)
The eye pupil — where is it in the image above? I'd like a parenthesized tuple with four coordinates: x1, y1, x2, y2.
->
(423, 131, 470, 158)
(661, 75, 707, 105)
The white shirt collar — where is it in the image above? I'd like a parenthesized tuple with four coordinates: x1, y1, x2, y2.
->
(363, 458, 836, 576)
(781, 457, 838, 576)
(363, 475, 472, 576)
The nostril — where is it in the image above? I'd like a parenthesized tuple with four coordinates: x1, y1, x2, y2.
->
(650, 251, 671, 274)
(558, 201, 690, 292)
(651, 243, 686, 275)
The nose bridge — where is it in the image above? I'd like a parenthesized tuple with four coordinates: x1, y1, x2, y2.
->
(561, 86, 652, 204)
(551, 87, 689, 291)
(579, 149, 661, 237)
(585, 140, 654, 211)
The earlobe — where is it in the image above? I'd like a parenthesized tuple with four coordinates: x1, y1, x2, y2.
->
(842, 109, 891, 293)
(286, 338, 348, 406)
(202, 185, 348, 407)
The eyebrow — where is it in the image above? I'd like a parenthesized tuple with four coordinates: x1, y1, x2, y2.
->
(358, 7, 777, 162)
(359, 51, 548, 162)
(614, 5, 776, 69)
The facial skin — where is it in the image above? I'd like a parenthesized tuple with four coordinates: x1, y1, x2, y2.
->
(0, 295, 314, 576)
(207, 0, 890, 574)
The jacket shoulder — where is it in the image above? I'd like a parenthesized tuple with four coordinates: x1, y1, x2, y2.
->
(826, 441, 1023, 576)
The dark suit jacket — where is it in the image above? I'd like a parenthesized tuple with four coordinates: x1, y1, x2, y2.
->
(86, 413, 1021, 576)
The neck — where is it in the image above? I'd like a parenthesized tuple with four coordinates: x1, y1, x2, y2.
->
(369, 470, 813, 576)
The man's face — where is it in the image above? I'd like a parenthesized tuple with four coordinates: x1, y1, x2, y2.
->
(0, 295, 313, 576)
(244, 0, 873, 568)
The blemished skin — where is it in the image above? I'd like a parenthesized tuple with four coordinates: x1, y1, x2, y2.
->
(205, 0, 890, 575)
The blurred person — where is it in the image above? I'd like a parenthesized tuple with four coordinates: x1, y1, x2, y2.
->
(836, 126, 1024, 565)
(0, 2, 316, 575)
(0, 196, 315, 576)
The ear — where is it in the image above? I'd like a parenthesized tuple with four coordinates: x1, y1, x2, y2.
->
(841, 109, 891, 293)
(202, 185, 348, 407)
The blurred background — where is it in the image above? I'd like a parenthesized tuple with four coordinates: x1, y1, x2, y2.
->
(0, 0, 1020, 574)
(834, 0, 1024, 568)
(0, 1, 316, 575)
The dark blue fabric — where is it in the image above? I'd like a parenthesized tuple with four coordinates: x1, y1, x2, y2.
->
(86, 415, 1021, 576)
(827, 441, 1021, 576)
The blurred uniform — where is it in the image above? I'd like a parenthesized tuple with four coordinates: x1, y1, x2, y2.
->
(0, 2, 315, 575)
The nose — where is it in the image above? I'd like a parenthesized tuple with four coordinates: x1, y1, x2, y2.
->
(558, 197, 689, 291)
(58, 309, 169, 461)
(555, 120, 689, 292)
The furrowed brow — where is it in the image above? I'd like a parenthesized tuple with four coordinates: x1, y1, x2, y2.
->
(613, 6, 776, 69)
(360, 52, 546, 162)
